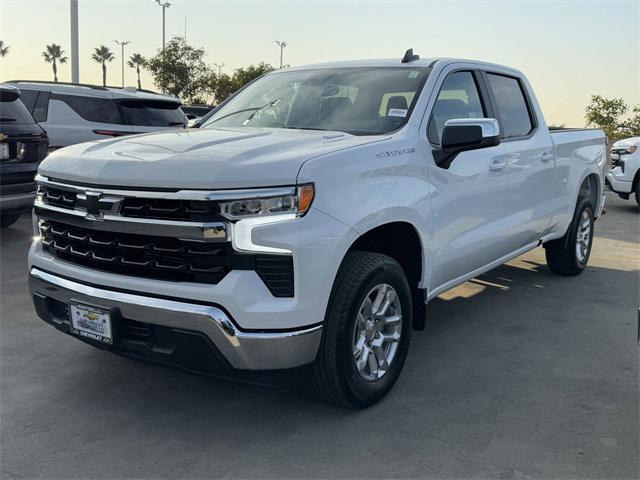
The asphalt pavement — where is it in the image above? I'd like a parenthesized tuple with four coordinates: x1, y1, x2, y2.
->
(1, 192, 638, 479)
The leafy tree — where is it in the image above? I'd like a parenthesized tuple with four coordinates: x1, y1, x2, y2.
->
(621, 106, 640, 138)
(203, 62, 275, 104)
(127, 53, 146, 90)
(92, 45, 114, 87)
(232, 62, 274, 90)
(0, 40, 9, 58)
(42, 44, 67, 82)
(147, 37, 211, 102)
(585, 95, 628, 141)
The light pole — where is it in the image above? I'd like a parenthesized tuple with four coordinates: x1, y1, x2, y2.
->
(115, 40, 131, 88)
(274, 40, 288, 69)
(155, 0, 171, 53)
(213, 62, 226, 76)
(70, 0, 79, 83)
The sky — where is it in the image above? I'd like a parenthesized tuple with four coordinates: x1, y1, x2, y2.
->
(0, 0, 638, 126)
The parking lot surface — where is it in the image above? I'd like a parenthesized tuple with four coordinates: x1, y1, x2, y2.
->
(1, 192, 638, 479)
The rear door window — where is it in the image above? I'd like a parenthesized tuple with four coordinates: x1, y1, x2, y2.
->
(51, 93, 122, 124)
(485, 74, 533, 139)
(427, 71, 486, 144)
(119, 100, 185, 127)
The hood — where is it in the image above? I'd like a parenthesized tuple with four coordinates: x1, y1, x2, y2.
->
(612, 136, 640, 148)
(39, 127, 387, 189)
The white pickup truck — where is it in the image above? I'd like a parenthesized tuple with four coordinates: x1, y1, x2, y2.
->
(28, 53, 606, 407)
(607, 136, 640, 207)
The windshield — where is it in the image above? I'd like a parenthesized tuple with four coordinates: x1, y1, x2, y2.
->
(201, 67, 429, 135)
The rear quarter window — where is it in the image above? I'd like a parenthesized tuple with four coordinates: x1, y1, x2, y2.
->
(486, 74, 534, 139)
(51, 93, 122, 124)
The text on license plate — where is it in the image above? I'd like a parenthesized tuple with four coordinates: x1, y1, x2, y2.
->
(70, 303, 113, 344)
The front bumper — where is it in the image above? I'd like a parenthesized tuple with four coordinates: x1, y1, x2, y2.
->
(29, 268, 322, 371)
(606, 167, 633, 194)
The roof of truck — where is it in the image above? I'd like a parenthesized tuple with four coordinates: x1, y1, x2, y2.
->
(283, 57, 523, 76)
(4, 80, 180, 103)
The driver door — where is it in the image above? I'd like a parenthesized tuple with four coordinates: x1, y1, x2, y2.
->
(424, 70, 511, 293)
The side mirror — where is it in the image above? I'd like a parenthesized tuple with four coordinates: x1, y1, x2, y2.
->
(435, 118, 500, 168)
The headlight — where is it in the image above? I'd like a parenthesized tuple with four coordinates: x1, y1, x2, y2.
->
(219, 184, 314, 220)
(614, 145, 637, 155)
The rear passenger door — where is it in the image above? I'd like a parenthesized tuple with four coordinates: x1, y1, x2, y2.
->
(483, 72, 555, 247)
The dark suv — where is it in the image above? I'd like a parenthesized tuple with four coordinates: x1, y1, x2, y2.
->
(0, 85, 49, 228)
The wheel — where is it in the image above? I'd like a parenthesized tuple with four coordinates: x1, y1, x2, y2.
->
(310, 251, 412, 408)
(634, 179, 639, 208)
(0, 213, 20, 229)
(544, 196, 594, 276)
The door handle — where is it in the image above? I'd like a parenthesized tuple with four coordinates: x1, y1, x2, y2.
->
(489, 159, 508, 171)
(540, 152, 554, 162)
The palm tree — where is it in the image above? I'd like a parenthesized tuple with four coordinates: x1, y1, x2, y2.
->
(127, 53, 146, 90)
(42, 44, 68, 82)
(91, 45, 114, 87)
(0, 41, 9, 58)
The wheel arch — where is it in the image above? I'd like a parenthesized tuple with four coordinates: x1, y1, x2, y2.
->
(345, 221, 427, 330)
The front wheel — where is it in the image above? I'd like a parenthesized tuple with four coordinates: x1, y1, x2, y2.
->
(310, 251, 412, 408)
(544, 196, 594, 276)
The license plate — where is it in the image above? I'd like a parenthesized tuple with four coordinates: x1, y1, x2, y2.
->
(70, 303, 113, 344)
(0, 143, 8, 159)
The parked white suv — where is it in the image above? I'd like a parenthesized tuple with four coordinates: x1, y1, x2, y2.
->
(28, 55, 606, 407)
(6, 81, 187, 149)
(607, 136, 640, 207)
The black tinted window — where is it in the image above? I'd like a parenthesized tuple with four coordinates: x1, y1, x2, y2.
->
(428, 71, 485, 144)
(52, 93, 122, 124)
(19, 90, 38, 112)
(120, 100, 185, 127)
(33, 92, 50, 122)
(0, 98, 36, 124)
(486, 74, 533, 138)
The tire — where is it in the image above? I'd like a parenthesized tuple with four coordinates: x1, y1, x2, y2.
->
(0, 213, 20, 229)
(310, 251, 412, 408)
(634, 179, 639, 208)
(544, 196, 594, 276)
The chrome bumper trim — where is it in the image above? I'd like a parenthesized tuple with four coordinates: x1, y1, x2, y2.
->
(29, 268, 322, 370)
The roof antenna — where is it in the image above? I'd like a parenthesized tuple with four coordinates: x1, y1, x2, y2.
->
(401, 48, 420, 63)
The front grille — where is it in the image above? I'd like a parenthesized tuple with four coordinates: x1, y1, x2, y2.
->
(121, 197, 222, 222)
(40, 186, 78, 209)
(40, 219, 231, 284)
(38, 184, 224, 222)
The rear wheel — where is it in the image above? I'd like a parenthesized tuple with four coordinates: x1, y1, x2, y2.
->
(544, 196, 594, 276)
(310, 251, 412, 408)
(0, 213, 20, 229)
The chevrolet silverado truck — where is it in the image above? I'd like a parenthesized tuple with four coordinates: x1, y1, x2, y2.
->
(28, 53, 606, 407)
(607, 136, 640, 208)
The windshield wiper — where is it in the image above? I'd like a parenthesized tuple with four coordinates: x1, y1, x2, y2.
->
(168, 121, 186, 126)
(207, 99, 281, 126)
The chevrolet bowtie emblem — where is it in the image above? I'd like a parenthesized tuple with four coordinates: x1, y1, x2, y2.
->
(84, 191, 102, 216)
